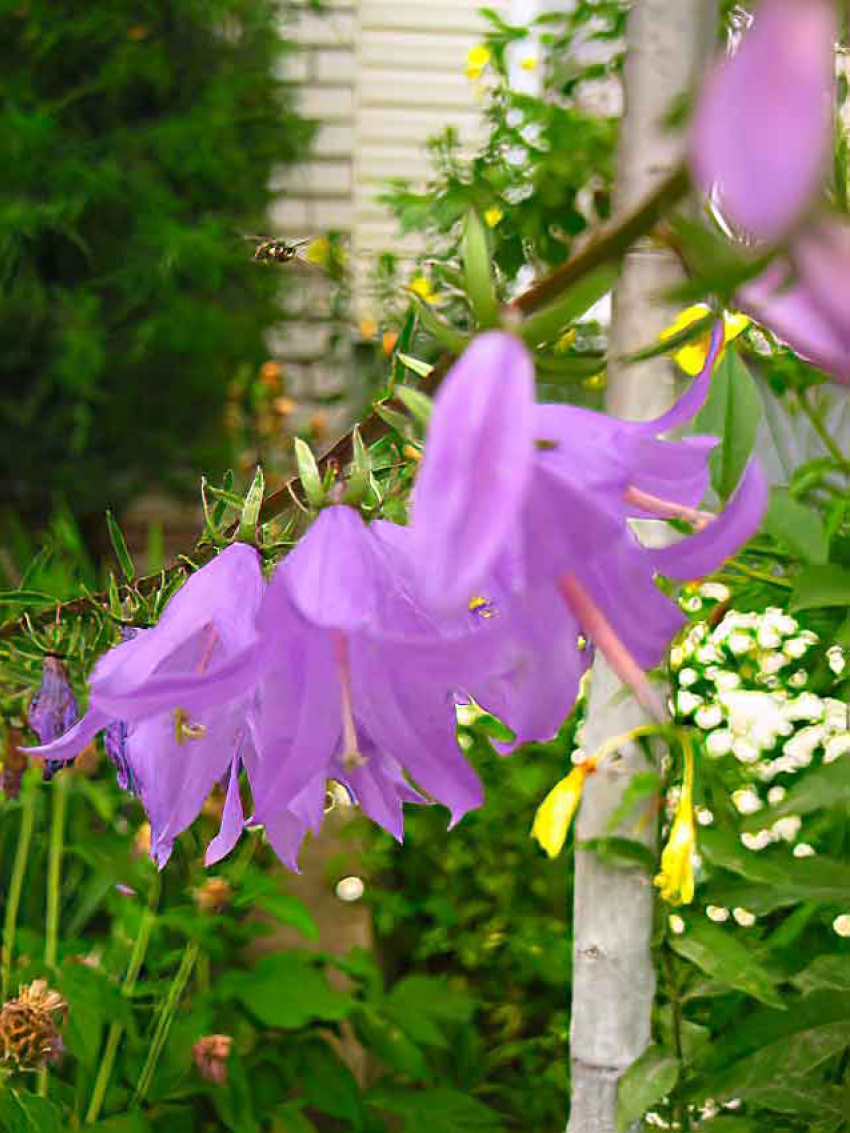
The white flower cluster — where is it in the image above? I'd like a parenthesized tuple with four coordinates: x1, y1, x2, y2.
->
(671, 595, 850, 859)
(672, 602, 849, 778)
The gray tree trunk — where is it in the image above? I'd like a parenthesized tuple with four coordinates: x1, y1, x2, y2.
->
(567, 4, 717, 1133)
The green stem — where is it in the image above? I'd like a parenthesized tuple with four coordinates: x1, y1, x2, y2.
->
(85, 877, 159, 1125)
(798, 389, 850, 472)
(44, 771, 68, 970)
(663, 947, 689, 1131)
(2, 777, 37, 1001)
(38, 771, 69, 1096)
(134, 940, 199, 1104)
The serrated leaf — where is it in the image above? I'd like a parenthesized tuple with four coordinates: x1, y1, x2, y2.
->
(670, 919, 785, 1008)
(220, 953, 349, 1029)
(105, 509, 136, 581)
(294, 438, 325, 509)
(396, 385, 433, 427)
(790, 563, 850, 612)
(693, 348, 762, 500)
(617, 1045, 679, 1132)
(462, 209, 500, 329)
(764, 488, 828, 564)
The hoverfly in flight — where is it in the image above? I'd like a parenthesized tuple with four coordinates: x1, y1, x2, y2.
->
(242, 234, 316, 265)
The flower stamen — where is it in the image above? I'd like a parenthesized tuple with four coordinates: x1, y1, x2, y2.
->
(624, 485, 714, 531)
(334, 633, 365, 769)
(174, 708, 207, 745)
(558, 573, 666, 722)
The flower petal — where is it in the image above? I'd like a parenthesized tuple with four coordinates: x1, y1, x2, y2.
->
(691, 0, 835, 240)
(738, 261, 850, 384)
(412, 331, 536, 610)
(649, 458, 768, 580)
(205, 758, 246, 866)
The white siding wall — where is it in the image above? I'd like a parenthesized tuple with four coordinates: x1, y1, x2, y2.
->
(273, 0, 508, 413)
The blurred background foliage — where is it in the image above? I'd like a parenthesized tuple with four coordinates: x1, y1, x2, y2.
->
(0, 0, 313, 533)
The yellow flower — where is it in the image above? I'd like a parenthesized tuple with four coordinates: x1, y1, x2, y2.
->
(654, 745, 696, 905)
(409, 275, 437, 303)
(484, 206, 503, 228)
(554, 328, 576, 354)
(359, 317, 378, 340)
(659, 304, 751, 376)
(466, 44, 491, 80)
(531, 764, 590, 858)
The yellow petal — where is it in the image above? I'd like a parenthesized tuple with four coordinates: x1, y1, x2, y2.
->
(531, 766, 588, 858)
(723, 311, 751, 342)
(484, 206, 503, 228)
(409, 275, 435, 302)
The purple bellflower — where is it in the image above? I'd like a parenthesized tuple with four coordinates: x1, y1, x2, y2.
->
(245, 505, 490, 868)
(691, 0, 836, 241)
(738, 218, 850, 384)
(28, 656, 78, 781)
(411, 331, 768, 724)
(27, 544, 266, 867)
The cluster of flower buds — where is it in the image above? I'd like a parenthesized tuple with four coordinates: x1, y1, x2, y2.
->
(25, 322, 765, 874)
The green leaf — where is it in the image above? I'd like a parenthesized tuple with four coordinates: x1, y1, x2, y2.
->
(385, 975, 477, 1048)
(374, 403, 412, 434)
(293, 438, 325, 509)
(693, 347, 762, 500)
(274, 1104, 319, 1133)
(605, 771, 661, 835)
(367, 1085, 503, 1132)
(520, 264, 617, 348)
(461, 209, 500, 329)
(0, 589, 55, 609)
(764, 488, 828, 564)
(254, 892, 319, 939)
(579, 836, 655, 873)
(105, 509, 136, 581)
(396, 385, 433, 427)
(298, 1041, 364, 1125)
(414, 297, 468, 354)
(741, 759, 850, 829)
(670, 919, 785, 1008)
(238, 465, 265, 543)
(92, 1116, 151, 1133)
(0, 1093, 64, 1133)
(699, 826, 850, 908)
(715, 1021, 850, 1101)
(792, 956, 850, 996)
(57, 960, 133, 1069)
(790, 563, 850, 612)
(221, 953, 349, 1029)
(396, 351, 434, 378)
(344, 425, 371, 505)
(617, 1045, 679, 1132)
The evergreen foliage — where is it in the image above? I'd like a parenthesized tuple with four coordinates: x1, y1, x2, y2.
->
(0, 0, 311, 525)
